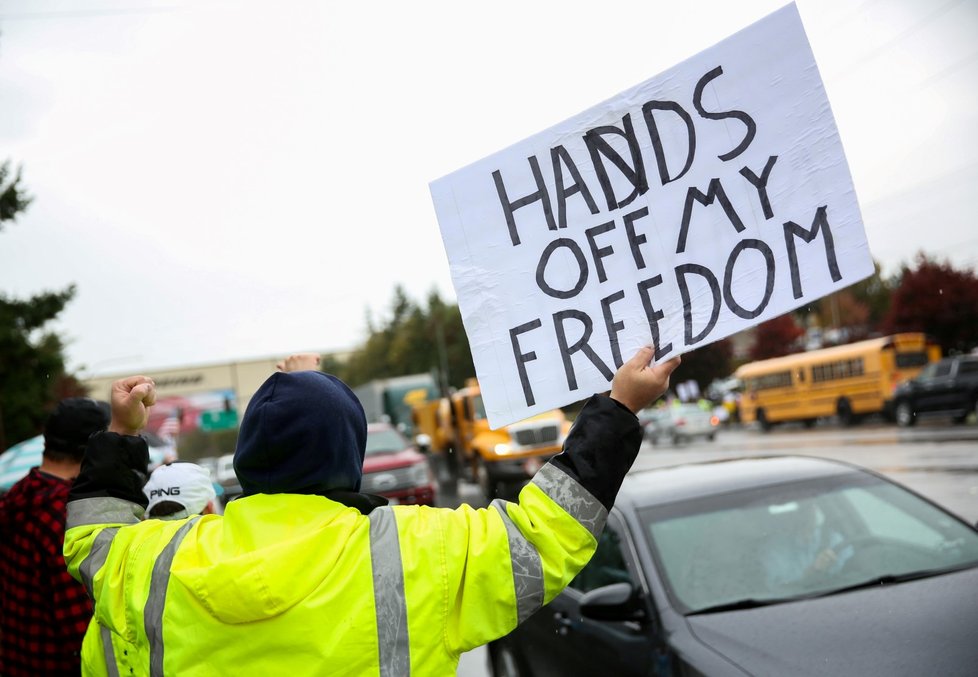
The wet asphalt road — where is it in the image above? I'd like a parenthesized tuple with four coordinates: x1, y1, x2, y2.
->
(451, 418, 978, 676)
(633, 418, 978, 524)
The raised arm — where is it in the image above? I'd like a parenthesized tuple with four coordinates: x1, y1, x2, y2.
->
(69, 375, 156, 505)
(64, 376, 157, 601)
(434, 346, 680, 654)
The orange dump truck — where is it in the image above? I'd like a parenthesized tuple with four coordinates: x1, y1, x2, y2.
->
(411, 379, 570, 500)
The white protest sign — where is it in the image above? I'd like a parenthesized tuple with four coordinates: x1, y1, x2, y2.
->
(430, 3, 873, 428)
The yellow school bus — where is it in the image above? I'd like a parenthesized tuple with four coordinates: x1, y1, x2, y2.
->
(735, 333, 940, 430)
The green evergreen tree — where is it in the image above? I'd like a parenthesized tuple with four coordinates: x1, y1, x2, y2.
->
(0, 162, 82, 450)
(341, 286, 474, 390)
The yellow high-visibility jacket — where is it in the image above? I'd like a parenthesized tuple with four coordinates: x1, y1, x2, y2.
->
(65, 395, 641, 676)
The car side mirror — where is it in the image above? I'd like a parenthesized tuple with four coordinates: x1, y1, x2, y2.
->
(579, 582, 645, 622)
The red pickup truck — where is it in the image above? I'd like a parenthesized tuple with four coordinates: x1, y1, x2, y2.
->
(360, 422, 437, 505)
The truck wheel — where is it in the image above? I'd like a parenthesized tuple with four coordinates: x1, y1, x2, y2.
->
(434, 450, 460, 494)
(756, 409, 772, 432)
(462, 455, 479, 484)
(837, 399, 855, 427)
(441, 447, 459, 482)
(446, 448, 462, 483)
(477, 458, 498, 501)
(895, 400, 916, 427)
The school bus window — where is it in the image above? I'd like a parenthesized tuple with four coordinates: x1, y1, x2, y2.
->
(752, 371, 792, 390)
(812, 358, 864, 383)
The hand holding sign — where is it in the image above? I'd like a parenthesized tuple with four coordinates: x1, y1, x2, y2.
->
(610, 346, 682, 414)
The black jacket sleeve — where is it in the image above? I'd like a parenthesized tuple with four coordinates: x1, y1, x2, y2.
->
(549, 395, 642, 511)
(68, 431, 151, 507)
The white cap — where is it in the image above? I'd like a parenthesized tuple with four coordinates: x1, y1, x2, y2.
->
(143, 462, 217, 518)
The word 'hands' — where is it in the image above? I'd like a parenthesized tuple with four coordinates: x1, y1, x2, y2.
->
(109, 376, 156, 436)
(610, 346, 682, 414)
(277, 353, 321, 374)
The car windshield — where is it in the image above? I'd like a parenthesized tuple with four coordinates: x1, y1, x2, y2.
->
(471, 395, 487, 421)
(365, 429, 408, 455)
(639, 472, 978, 614)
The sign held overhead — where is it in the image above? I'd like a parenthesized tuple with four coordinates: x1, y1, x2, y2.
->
(430, 3, 873, 428)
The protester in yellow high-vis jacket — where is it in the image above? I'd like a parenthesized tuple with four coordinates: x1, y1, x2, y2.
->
(65, 348, 679, 677)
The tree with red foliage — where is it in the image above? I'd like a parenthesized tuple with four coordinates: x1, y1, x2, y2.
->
(749, 313, 805, 361)
(882, 253, 978, 354)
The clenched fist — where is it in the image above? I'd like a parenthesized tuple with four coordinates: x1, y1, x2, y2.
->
(108, 375, 157, 436)
(276, 353, 321, 373)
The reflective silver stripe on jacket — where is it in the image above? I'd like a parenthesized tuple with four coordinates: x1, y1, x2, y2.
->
(144, 517, 201, 677)
(78, 527, 119, 601)
(67, 497, 143, 530)
(490, 499, 544, 624)
(368, 506, 410, 677)
(100, 624, 121, 677)
(531, 463, 608, 538)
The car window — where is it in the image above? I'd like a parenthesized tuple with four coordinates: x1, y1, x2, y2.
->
(958, 360, 978, 375)
(640, 472, 978, 614)
(569, 527, 632, 593)
(470, 395, 486, 421)
(365, 429, 408, 455)
(933, 361, 953, 378)
(895, 351, 928, 368)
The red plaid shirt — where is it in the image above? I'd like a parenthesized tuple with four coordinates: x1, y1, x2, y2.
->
(0, 467, 92, 676)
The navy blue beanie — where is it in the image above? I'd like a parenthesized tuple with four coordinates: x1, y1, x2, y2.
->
(234, 371, 367, 496)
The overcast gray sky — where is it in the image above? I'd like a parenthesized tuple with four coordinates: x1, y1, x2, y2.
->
(1, 0, 975, 376)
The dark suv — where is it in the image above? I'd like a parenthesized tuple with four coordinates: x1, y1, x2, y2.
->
(892, 355, 978, 426)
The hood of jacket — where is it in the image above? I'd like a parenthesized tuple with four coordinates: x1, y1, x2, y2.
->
(233, 370, 367, 496)
(170, 493, 369, 624)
